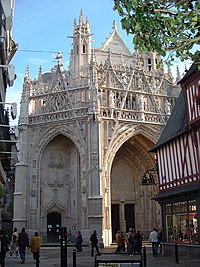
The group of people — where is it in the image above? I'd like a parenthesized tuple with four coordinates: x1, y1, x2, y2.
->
(1, 226, 162, 265)
(0, 227, 41, 265)
(115, 228, 143, 255)
(75, 230, 100, 257)
(115, 227, 163, 257)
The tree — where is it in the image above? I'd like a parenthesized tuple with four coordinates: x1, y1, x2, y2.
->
(113, 0, 200, 64)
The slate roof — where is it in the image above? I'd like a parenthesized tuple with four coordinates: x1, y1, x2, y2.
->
(150, 90, 189, 151)
(178, 60, 200, 85)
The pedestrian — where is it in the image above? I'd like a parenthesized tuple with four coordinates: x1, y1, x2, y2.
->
(90, 230, 100, 257)
(0, 229, 10, 267)
(121, 232, 126, 253)
(158, 229, 163, 254)
(133, 230, 143, 254)
(75, 230, 83, 252)
(127, 228, 134, 255)
(149, 228, 159, 257)
(115, 230, 123, 253)
(9, 227, 19, 258)
(29, 232, 41, 263)
(18, 227, 29, 264)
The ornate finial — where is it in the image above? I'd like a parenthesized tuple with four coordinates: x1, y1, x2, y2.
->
(38, 65, 43, 81)
(39, 65, 42, 74)
(90, 48, 96, 65)
(79, 8, 84, 25)
(73, 18, 77, 28)
(25, 65, 29, 78)
(56, 51, 63, 66)
(167, 64, 173, 81)
(176, 65, 181, 83)
(112, 20, 117, 31)
(86, 17, 90, 29)
(80, 8, 83, 17)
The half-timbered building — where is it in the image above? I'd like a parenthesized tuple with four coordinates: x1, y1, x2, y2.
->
(151, 61, 200, 255)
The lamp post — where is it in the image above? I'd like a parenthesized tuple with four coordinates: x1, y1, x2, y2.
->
(0, 102, 17, 120)
(0, 64, 16, 87)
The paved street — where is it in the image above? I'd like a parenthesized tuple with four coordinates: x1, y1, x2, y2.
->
(5, 245, 200, 267)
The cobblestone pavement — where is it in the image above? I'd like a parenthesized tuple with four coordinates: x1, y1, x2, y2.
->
(5, 245, 200, 267)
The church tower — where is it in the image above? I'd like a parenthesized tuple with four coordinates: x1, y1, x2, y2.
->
(69, 9, 92, 81)
(13, 11, 181, 246)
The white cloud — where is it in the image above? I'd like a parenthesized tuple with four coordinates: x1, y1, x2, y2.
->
(28, 57, 48, 66)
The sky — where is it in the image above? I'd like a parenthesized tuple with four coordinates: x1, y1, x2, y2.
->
(6, 0, 195, 125)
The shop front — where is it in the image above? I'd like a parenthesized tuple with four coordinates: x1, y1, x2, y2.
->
(154, 185, 200, 256)
(166, 200, 198, 244)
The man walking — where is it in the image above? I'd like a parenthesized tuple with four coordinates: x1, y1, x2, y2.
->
(149, 228, 159, 257)
(18, 228, 29, 264)
(90, 230, 100, 257)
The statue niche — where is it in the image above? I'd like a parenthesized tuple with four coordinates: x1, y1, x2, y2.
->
(48, 152, 64, 186)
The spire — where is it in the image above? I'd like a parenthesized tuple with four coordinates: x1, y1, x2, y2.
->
(79, 9, 84, 26)
(86, 17, 90, 31)
(24, 65, 31, 83)
(20, 66, 31, 125)
(38, 65, 43, 81)
(167, 64, 173, 82)
(56, 51, 63, 67)
(175, 65, 181, 83)
(73, 18, 77, 28)
(70, 11, 91, 79)
(89, 48, 98, 114)
(25, 65, 29, 78)
(112, 20, 118, 31)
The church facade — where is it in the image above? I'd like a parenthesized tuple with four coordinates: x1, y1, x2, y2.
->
(13, 11, 180, 245)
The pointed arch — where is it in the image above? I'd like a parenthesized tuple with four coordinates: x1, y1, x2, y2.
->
(42, 202, 66, 217)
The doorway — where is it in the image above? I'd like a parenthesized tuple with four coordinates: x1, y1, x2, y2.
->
(111, 204, 120, 241)
(47, 212, 61, 242)
(125, 204, 135, 232)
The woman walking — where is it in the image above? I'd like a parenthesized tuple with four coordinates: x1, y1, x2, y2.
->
(29, 232, 41, 264)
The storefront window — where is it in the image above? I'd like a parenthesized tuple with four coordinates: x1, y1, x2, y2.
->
(165, 200, 198, 243)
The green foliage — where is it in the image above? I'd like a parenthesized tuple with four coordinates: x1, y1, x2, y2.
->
(113, 0, 200, 64)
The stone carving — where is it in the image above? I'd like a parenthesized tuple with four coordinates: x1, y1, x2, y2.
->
(165, 100, 171, 115)
(48, 152, 64, 186)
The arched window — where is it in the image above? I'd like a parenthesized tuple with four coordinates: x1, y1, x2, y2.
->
(148, 58, 151, 71)
(83, 44, 86, 54)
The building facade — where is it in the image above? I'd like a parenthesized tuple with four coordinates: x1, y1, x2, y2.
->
(0, 0, 17, 228)
(13, 11, 180, 245)
(151, 61, 200, 255)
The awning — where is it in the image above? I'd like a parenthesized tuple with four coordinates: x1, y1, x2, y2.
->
(152, 181, 200, 201)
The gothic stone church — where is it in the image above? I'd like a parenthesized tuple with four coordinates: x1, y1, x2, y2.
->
(13, 11, 180, 245)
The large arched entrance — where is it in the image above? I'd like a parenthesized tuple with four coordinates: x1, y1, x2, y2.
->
(39, 134, 80, 240)
(110, 134, 159, 240)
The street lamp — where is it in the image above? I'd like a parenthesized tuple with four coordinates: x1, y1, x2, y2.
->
(0, 64, 16, 87)
(0, 102, 17, 120)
